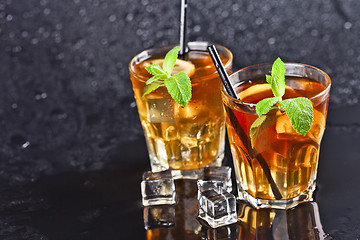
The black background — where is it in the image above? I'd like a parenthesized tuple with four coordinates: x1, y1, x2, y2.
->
(0, 0, 360, 239)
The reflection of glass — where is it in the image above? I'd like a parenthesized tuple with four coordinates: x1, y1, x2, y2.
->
(144, 180, 330, 239)
(129, 42, 232, 177)
(222, 63, 331, 209)
(236, 201, 331, 239)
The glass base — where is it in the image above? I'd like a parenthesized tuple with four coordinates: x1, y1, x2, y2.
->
(150, 153, 224, 180)
(237, 182, 316, 210)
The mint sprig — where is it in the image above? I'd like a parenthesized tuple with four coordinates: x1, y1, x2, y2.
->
(142, 46, 192, 107)
(250, 58, 314, 146)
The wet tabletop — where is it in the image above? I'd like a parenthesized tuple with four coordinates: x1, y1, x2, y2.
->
(1, 0, 360, 239)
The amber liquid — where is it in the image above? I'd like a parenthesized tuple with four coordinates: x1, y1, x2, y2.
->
(131, 51, 230, 171)
(224, 77, 328, 200)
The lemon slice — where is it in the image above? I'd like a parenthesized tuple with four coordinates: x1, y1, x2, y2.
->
(145, 59, 195, 77)
(238, 83, 293, 100)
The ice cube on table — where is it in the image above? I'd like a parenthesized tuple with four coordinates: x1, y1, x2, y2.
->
(143, 205, 176, 230)
(147, 98, 174, 123)
(199, 166, 232, 193)
(141, 170, 176, 206)
(198, 189, 237, 228)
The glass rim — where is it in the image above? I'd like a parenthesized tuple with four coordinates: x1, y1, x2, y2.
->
(221, 62, 332, 107)
(128, 41, 233, 82)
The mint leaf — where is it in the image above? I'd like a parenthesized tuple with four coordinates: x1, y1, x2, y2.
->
(145, 64, 166, 76)
(280, 97, 313, 135)
(265, 75, 272, 85)
(256, 97, 281, 116)
(142, 83, 163, 98)
(146, 74, 168, 85)
(268, 58, 285, 98)
(163, 46, 181, 75)
(250, 113, 279, 148)
(164, 71, 191, 107)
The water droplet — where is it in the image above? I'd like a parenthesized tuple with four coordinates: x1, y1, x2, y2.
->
(11, 103, 18, 109)
(232, 3, 239, 11)
(43, 8, 51, 15)
(50, 108, 67, 120)
(35, 92, 47, 100)
(108, 15, 116, 22)
(9, 134, 28, 149)
(31, 38, 39, 45)
(6, 14, 13, 22)
(40, 0, 48, 6)
(79, 8, 86, 17)
(268, 37, 276, 45)
(22, 141, 30, 149)
(12, 46, 22, 53)
(193, 25, 201, 32)
(21, 31, 29, 38)
(100, 38, 108, 45)
(344, 22, 352, 30)
(311, 29, 318, 37)
(322, 34, 330, 42)
(255, 17, 263, 25)
(130, 101, 136, 108)
(126, 13, 133, 22)
(55, 23, 63, 30)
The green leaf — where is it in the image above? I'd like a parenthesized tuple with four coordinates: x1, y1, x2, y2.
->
(146, 64, 166, 76)
(164, 71, 191, 107)
(256, 97, 281, 116)
(280, 97, 313, 135)
(265, 75, 272, 85)
(250, 113, 278, 148)
(146, 74, 167, 85)
(142, 83, 163, 98)
(269, 58, 285, 98)
(163, 46, 181, 75)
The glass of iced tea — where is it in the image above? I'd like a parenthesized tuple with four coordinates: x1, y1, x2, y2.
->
(129, 42, 232, 178)
(222, 63, 331, 209)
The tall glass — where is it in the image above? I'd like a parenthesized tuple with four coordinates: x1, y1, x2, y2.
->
(129, 42, 233, 178)
(222, 63, 331, 209)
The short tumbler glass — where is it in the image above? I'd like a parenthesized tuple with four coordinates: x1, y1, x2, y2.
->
(129, 42, 233, 177)
(221, 63, 331, 209)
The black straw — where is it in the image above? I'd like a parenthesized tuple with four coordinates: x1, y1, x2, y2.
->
(207, 45, 283, 200)
(207, 45, 238, 99)
(179, 0, 188, 56)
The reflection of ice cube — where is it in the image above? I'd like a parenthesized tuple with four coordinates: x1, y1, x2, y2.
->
(141, 170, 175, 206)
(201, 223, 238, 240)
(199, 166, 232, 193)
(198, 189, 237, 228)
(147, 98, 174, 123)
(143, 205, 176, 230)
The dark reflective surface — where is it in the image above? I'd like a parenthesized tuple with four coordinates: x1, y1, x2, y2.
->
(145, 180, 330, 240)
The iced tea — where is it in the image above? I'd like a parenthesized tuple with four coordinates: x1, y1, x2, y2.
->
(129, 42, 232, 172)
(222, 63, 331, 209)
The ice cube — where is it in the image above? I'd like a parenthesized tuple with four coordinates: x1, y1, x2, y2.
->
(200, 166, 232, 193)
(141, 170, 176, 206)
(275, 113, 297, 136)
(147, 98, 174, 123)
(198, 189, 237, 228)
(143, 205, 176, 230)
(201, 223, 238, 240)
